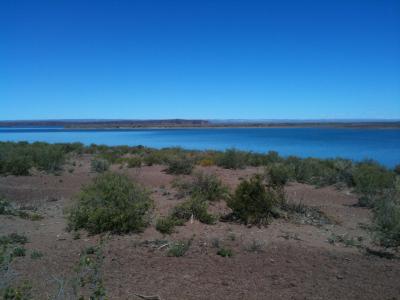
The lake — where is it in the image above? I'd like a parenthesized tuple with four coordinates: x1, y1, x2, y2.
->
(0, 127, 399, 167)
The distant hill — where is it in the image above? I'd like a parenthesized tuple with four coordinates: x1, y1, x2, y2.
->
(0, 119, 399, 129)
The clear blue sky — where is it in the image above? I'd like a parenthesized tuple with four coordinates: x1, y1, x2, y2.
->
(1, 0, 399, 120)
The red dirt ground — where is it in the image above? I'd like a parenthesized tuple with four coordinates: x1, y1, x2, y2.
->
(0, 156, 399, 299)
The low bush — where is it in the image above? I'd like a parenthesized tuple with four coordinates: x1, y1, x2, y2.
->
(90, 158, 110, 173)
(67, 172, 153, 234)
(373, 188, 400, 248)
(198, 158, 214, 167)
(394, 164, 400, 175)
(30, 250, 43, 259)
(0, 233, 28, 245)
(216, 148, 246, 169)
(245, 239, 265, 252)
(2, 281, 32, 300)
(0, 197, 13, 215)
(171, 196, 216, 225)
(12, 246, 26, 257)
(173, 172, 228, 201)
(165, 156, 194, 175)
(227, 175, 284, 225)
(167, 240, 191, 257)
(217, 247, 233, 257)
(126, 157, 142, 168)
(353, 162, 395, 207)
(267, 163, 291, 186)
(0, 142, 82, 176)
(156, 216, 182, 235)
(0, 197, 43, 220)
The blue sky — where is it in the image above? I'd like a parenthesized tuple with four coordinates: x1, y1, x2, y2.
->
(1, 0, 399, 120)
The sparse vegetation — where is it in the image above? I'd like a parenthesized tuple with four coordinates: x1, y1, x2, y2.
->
(0, 142, 75, 175)
(0, 197, 43, 221)
(156, 216, 181, 235)
(167, 240, 191, 257)
(227, 175, 285, 225)
(216, 148, 247, 169)
(165, 156, 194, 175)
(245, 239, 265, 252)
(68, 172, 153, 234)
(12, 246, 26, 257)
(126, 157, 142, 168)
(30, 250, 43, 259)
(352, 162, 395, 207)
(173, 171, 228, 201)
(373, 187, 400, 248)
(2, 281, 32, 300)
(217, 247, 233, 257)
(90, 158, 110, 173)
(171, 196, 216, 225)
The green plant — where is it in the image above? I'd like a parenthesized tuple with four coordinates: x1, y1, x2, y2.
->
(245, 239, 265, 252)
(12, 246, 26, 257)
(167, 240, 191, 257)
(217, 247, 233, 257)
(353, 162, 395, 207)
(73, 232, 81, 240)
(394, 164, 400, 175)
(156, 216, 180, 235)
(173, 172, 228, 201)
(373, 189, 400, 248)
(171, 196, 216, 225)
(227, 175, 284, 225)
(0, 197, 13, 215)
(267, 163, 290, 186)
(68, 172, 153, 234)
(0, 233, 28, 245)
(90, 158, 110, 173)
(165, 156, 194, 175)
(126, 157, 142, 168)
(30, 250, 43, 259)
(216, 148, 246, 169)
(211, 238, 220, 248)
(2, 281, 32, 300)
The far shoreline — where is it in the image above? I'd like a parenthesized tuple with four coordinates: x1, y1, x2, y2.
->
(1, 120, 400, 130)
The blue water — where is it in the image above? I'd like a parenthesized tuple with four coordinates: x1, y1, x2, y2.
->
(0, 127, 399, 167)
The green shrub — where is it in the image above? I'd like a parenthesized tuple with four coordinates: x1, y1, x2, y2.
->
(0, 197, 13, 215)
(267, 164, 290, 186)
(171, 196, 216, 224)
(126, 157, 142, 168)
(30, 250, 43, 259)
(216, 148, 246, 169)
(353, 162, 395, 207)
(173, 172, 228, 201)
(2, 281, 32, 300)
(373, 189, 400, 248)
(32, 143, 66, 173)
(156, 216, 181, 235)
(0, 233, 28, 245)
(67, 172, 153, 234)
(90, 158, 110, 173)
(394, 164, 400, 175)
(217, 247, 233, 257)
(167, 240, 191, 257)
(227, 175, 284, 225)
(245, 239, 265, 252)
(143, 152, 164, 166)
(12, 246, 26, 257)
(165, 156, 194, 175)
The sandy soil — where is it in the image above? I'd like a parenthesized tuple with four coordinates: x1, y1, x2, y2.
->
(0, 156, 399, 299)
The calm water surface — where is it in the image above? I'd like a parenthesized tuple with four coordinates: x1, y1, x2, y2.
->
(0, 127, 399, 167)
